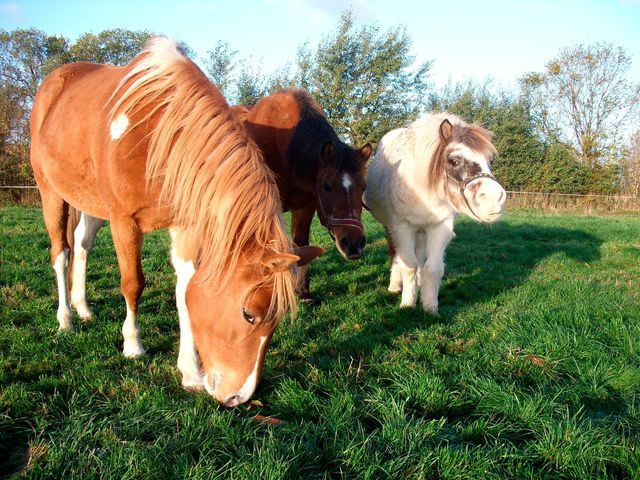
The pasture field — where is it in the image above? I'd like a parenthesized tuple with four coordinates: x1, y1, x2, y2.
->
(1, 206, 639, 479)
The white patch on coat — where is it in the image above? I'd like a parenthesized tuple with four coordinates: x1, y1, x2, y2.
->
(342, 173, 353, 190)
(448, 143, 490, 173)
(110, 113, 129, 140)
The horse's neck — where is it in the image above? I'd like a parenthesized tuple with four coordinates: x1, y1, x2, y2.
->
(390, 131, 454, 221)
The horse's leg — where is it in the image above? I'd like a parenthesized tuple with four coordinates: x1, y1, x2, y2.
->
(291, 205, 316, 304)
(70, 212, 106, 320)
(169, 229, 202, 391)
(37, 180, 73, 330)
(415, 231, 426, 290)
(421, 218, 455, 313)
(110, 217, 145, 357)
(386, 232, 403, 294)
(388, 223, 418, 307)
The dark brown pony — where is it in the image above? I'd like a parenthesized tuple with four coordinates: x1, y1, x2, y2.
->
(234, 89, 372, 302)
(30, 38, 322, 407)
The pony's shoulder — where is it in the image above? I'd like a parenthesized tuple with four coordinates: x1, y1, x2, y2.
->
(379, 127, 408, 147)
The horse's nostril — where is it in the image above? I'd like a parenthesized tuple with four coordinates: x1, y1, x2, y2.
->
(339, 236, 350, 251)
(358, 236, 367, 249)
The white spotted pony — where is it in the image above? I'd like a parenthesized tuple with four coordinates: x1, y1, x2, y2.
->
(364, 113, 506, 312)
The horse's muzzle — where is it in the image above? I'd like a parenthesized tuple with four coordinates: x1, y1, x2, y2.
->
(338, 234, 366, 260)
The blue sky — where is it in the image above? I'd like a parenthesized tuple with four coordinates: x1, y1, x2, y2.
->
(1, 0, 639, 89)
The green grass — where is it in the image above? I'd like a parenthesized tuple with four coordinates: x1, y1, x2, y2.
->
(1, 206, 639, 479)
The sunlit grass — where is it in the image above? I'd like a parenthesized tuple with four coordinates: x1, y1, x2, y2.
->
(1, 206, 639, 479)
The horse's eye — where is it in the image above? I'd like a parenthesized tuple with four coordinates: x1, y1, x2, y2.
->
(322, 182, 332, 192)
(242, 307, 255, 325)
(448, 156, 461, 166)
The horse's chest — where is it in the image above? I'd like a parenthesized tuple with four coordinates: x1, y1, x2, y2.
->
(393, 180, 452, 226)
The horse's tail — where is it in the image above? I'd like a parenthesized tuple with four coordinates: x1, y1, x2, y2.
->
(66, 206, 80, 290)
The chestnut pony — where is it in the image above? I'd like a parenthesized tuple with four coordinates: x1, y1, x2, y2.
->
(233, 90, 372, 302)
(30, 38, 321, 407)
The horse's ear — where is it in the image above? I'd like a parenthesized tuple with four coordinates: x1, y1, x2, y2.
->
(439, 119, 453, 142)
(358, 143, 373, 163)
(294, 245, 325, 266)
(263, 253, 300, 272)
(321, 141, 336, 160)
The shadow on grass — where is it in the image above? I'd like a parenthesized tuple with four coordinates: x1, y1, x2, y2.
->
(301, 220, 603, 359)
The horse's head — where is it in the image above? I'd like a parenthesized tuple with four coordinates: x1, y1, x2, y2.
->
(436, 118, 506, 222)
(316, 140, 372, 260)
(185, 246, 323, 407)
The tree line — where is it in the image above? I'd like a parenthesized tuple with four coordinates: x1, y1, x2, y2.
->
(1, 12, 639, 195)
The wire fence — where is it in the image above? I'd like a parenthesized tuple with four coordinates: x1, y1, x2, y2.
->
(1, 186, 639, 213)
(506, 191, 640, 213)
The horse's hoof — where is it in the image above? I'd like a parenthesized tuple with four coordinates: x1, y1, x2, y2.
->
(72, 302, 94, 321)
(300, 296, 318, 307)
(422, 303, 439, 315)
(123, 344, 146, 358)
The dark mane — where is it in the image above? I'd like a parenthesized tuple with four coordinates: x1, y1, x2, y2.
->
(283, 88, 362, 180)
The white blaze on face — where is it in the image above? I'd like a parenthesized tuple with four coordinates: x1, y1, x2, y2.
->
(235, 335, 269, 403)
(342, 173, 353, 191)
(449, 143, 506, 221)
(110, 113, 129, 140)
(449, 144, 490, 173)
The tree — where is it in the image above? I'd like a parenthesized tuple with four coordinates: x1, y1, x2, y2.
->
(69, 29, 153, 66)
(429, 80, 546, 191)
(295, 10, 431, 147)
(203, 40, 238, 99)
(621, 131, 640, 196)
(0, 28, 68, 102)
(532, 142, 588, 194)
(521, 42, 640, 166)
(0, 28, 154, 187)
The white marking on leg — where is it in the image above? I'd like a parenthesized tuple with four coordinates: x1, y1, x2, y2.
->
(170, 229, 202, 389)
(110, 113, 129, 140)
(71, 213, 105, 320)
(342, 173, 353, 190)
(388, 254, 402, 293)
(53, 249, 73, 331)
(390, 223, 418, 307)
(415, 231, 426, 289)
(421, 219, 455, 313)
(122, 299, 145, 357)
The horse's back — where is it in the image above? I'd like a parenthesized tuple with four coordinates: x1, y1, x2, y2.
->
(31, 62, 120, 136)
(364, 127, 408, 218)
(30, 61, 128, 219)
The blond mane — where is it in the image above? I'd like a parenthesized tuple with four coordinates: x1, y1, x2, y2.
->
(109, 38, 297, 320)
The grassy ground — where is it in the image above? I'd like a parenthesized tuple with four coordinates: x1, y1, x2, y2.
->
(1, 206, 639, 479)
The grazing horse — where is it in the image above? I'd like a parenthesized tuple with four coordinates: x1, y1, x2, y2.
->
(30, 38, 322, 407)
(233, 89, 372, 302)
(364, 113, 506, 312)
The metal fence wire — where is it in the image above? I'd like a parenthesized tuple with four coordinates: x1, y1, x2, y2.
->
(1, 186, 639, 213)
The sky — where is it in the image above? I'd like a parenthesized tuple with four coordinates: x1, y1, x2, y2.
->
(1, 0, 639, 90)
